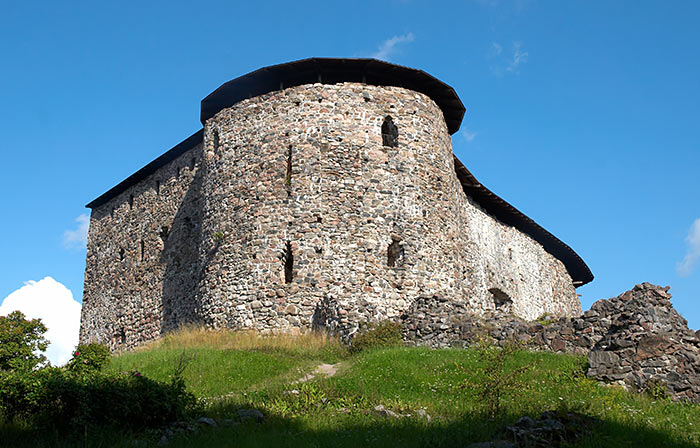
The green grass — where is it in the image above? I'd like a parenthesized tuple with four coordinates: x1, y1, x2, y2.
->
(109, 348, 315, 398)
(3, 329, 700, 447)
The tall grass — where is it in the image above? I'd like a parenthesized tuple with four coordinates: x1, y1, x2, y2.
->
(140, 326, 346, 360)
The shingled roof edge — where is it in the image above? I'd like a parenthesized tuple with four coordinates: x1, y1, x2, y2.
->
(200, 57, 466, 135)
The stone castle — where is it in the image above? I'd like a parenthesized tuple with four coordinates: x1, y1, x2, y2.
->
(79, 58, 593, 350)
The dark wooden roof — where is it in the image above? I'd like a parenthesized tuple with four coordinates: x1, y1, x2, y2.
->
(201, 58, 466, 135)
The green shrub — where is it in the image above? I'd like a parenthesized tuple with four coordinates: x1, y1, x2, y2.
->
(460, 337, 533, 418)
(0, 366, 196, 433)
(66, 343, 111, 375)
(644, 378, 668, 401)
(350, 321, 403, 353)
(0, 311, 48, 372)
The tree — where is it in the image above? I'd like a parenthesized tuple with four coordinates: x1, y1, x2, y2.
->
(0, 311, 49, 371)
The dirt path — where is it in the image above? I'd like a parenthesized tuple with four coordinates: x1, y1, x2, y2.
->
(295, 362, 342, 383)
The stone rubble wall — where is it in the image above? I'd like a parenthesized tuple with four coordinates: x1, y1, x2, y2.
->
(403, 283, 700, 402)
(80, 82, 580, 350)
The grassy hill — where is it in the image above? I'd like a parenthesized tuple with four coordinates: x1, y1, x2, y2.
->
(5, 328, 700, 447)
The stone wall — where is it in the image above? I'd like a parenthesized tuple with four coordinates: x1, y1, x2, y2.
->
(403, 283, 700, 403)
(80, 142, 204, 348)
(80, 81, 579, 350)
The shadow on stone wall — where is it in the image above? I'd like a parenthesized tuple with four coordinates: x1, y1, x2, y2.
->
(160, 162, 205, 334)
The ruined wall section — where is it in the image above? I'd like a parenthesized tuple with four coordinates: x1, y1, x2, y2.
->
(80, 142, 205, 349)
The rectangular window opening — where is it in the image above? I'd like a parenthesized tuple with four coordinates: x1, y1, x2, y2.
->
(284, 241, 294, 283)
(285, 145, 292, 194)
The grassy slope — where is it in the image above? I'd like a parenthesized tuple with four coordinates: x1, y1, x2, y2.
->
(112, 331, 700, 448)
(6, 330, 700, 447)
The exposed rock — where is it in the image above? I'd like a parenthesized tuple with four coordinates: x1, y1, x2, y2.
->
(237, 409, 265, 423)
(373, 404, 402, 418)
(197, 417, 217, 427)
(416, 408, 431, 423)
(505, 411, 595, 447)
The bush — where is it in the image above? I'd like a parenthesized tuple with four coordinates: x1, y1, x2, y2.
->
(66, 343, 111, 376)
(460, 337, 533, 418)
(0, 311, 48, 372)
(0, 367, 196, 433)
(350, 321, 403, 353)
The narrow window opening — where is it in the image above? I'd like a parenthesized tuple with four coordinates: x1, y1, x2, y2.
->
(155, 180, 161, 196)
(176, 166, 181, 178)
(317, 216, 322, 223)
(159, 226, 169, 243)
(382, 116, 398, 148)
(140, 240, 145, 262)
(116, 327, 126, 344)
(285, 145, 293, 193)
(190, 158, 196, 170)
(213, 129, 220, 153)
(284, 241, 294, 283)
(489, 288, 513, 313)
(119, 247, 125, 261)
(387, 237, 404, 267)
(128, 194, 134, 209)
(110, 207, 114, 217)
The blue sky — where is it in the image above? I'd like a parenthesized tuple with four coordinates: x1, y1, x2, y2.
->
(1, 1, 699, 361)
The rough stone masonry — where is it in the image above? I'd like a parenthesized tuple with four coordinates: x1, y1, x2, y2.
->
(79, 58, 593, 350)
(403, 283, 700, 403)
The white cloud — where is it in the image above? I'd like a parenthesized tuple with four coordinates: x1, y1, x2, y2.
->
(372, 33, 415, 60)
(0, 277, 82, 366)
(463, 129, 478, 142)
(63, 214, 89, 250)
(677, 218, 700, 277)
(507, 41, 529, 73)
(489, 41, 528, 76)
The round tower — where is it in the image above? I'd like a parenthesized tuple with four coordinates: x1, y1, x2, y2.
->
(195, 60, 473, 335)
